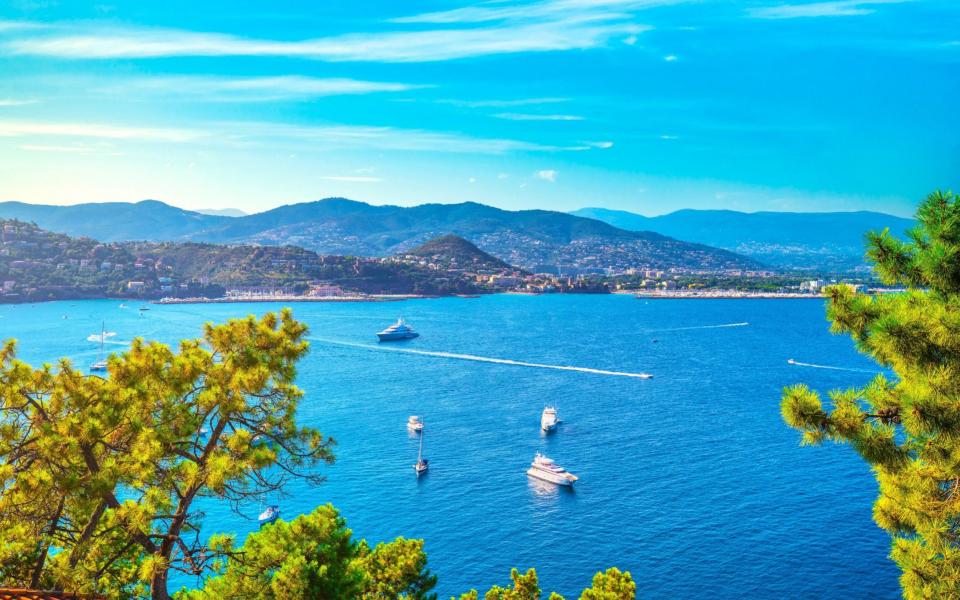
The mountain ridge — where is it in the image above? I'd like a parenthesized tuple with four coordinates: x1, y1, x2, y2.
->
(0, 198, 760, 272)
(571, 207, 915, 270)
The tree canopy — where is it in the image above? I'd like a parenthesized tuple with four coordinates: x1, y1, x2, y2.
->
(782, 190, 960, 598)
(0, 309, 634, 599)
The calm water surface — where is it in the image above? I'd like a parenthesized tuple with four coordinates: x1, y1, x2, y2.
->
(2, 295, 898, 598)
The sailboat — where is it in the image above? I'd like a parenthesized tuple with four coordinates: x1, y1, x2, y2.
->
(413, 426, 429, 476)
(90, 322, 108, 372)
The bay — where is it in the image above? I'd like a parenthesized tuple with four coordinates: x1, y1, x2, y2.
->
(1, 295, 898, 598)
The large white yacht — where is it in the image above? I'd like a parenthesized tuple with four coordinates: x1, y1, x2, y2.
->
(526, 453, 578, 486)
(377, 317, 420, 342)
(540, 407, 559, 432)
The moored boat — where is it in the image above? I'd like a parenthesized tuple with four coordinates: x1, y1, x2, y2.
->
(377, 317, 419, 342)
(258, 505, 280, 528)
(526, 453, 577, 486)
(414, 427, 429, 476)
(407, 415, 424, 432)
(541, 406, 559, 432)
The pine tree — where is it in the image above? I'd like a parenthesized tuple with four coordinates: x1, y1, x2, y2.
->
(782, 190, 960, 598)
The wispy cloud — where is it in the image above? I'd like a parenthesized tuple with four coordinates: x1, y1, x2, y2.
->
(19, 144, 94, 153)
(5, 16, 647, 62)
(749, 0, 909, 19)
(114, 75, 426, 101)
(0, 120, 203, 141)
(438, 97, 570, 108)
(392, 0, 689, 24)
(0, 19, 47, 32)
(493, 113, 584, 121)
(235, 122, 588, 154)
(585, 140, 614, 148)
(317, 175, 382, 182)
(0, 99, 38, 106)
(536, 169, 558, 182)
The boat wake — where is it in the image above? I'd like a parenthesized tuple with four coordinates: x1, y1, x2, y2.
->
(650, 322, 749, 332)
(309, 338, 653, 379)
(86, 331, 117, 342)
(786, 358, 877, 374)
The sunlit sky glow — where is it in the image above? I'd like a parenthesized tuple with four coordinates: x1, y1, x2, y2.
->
(0, 0, 957, 216)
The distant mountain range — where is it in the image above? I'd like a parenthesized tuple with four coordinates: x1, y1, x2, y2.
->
(0, 199, 759, 273)
(571, 207, 915, 270)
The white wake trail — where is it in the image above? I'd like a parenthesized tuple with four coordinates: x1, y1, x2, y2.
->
(787, 359, 877, 374)
(651, 322, 749, 332)
(309, 338, 653, 379)
(86, 331, 117, 342)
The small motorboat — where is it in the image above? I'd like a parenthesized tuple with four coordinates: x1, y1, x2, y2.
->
(407, 415, 424, 432)
(258, 505, 280, 528)
(541, 407, 559, 432)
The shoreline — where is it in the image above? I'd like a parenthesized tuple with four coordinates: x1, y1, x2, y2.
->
(154, 294, 423, 304)
(632, 291, 825, 299)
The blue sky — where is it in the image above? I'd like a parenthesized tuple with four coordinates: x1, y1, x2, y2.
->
(0, 0, 956, 216)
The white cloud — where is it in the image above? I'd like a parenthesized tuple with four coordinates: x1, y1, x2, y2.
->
(493, 113, 584, 121)
(0, 99, 38, 106)
(468, 177, 477, 183)
(317, 175, 382, 182)
(0, 120, 203, 141)
(536, 169, 558, 182)
(115, 75, 426, 101)
(231, 122, 588, 154)
(586, 140, 614, 148)
(660, 134, 679, 140)
(392, 0, 691, 24)
(6, 16, 648, 62)
(749, 0, 908, 19)
(498, 173, 510, 179)
(623, 35, 638, 45)
(438, 97, 569, 108)
(19, 144, 93, 153)
(663, 54, 678, 61)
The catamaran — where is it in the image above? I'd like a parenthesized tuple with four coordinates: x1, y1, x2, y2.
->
(526, 453, 578, 486)
(90, 322, 108, 372)
(413, 427, 429, 476)
(377, 317, 419, 341)
(541, 407, 559, 432)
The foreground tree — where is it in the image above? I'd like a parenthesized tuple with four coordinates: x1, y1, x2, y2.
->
(782, 190, 960, 598)
(0, 310, 334, 599)
(188, 504, 436, 599)
(457, 567, 635, 600)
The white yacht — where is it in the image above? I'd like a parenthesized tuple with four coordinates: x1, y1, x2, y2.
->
(258, 505, 280, 529)
(541, 407, 559, 432)
(407, 415, 424, 432)
(526, 453, 578, 486)
(377, 317, 419, 342)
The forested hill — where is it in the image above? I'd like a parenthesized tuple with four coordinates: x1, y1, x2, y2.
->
(403, 234, 515, 271)
(572, 207, 915, 270)
(0, 198, 761, 272)
(0, 220, 486, 302)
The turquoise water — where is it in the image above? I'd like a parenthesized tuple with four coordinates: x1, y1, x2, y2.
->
(1, 296, 898, 598)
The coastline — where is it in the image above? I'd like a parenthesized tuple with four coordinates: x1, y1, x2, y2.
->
(632, 291, 825, 300)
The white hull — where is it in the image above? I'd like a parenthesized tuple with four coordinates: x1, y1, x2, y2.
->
(527, 467, 574, 486)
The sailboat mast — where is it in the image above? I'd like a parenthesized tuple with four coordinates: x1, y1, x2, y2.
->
(99, 321, 105, 361)
(417, 429, 423, 462)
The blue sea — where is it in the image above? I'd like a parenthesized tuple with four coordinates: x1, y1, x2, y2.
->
(1, 295, 899, 598)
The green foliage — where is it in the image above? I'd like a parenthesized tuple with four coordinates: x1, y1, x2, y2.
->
(184, 504, 436, 600)
(781, 190, 960, 598)
(0, 310, 333, 599)
(455, 567, 636, 600)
